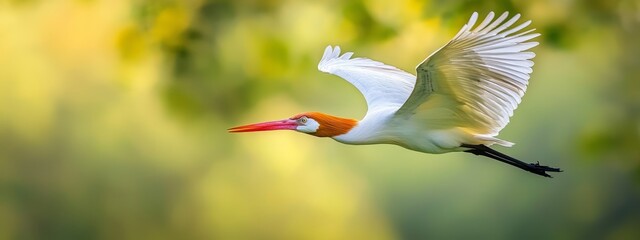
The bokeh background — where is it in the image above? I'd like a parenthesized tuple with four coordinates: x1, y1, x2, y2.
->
(1, 0, 639, 239)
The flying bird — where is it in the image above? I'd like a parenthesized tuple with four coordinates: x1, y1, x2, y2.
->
(229, 12, 562, 177)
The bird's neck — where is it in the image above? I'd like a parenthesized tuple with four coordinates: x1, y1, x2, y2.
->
(331, 109, 397, 144)
(305, 112, 358, 137)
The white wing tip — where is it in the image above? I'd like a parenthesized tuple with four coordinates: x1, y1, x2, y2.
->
(321, 45, 339, 62)
(468, 12, 479, 27)
(319, 45, 338, 71)
(318, 45, 356, 72)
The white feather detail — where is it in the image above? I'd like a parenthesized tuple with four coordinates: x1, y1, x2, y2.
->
(318, 45, 416, 112)
(397, 11, 539, 144)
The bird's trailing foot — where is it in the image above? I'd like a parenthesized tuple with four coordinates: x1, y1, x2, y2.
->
(461, 144, 562, 178)
(523, 161, 562, 178)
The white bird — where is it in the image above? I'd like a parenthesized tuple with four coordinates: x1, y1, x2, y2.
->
(229, 12, 562, 177)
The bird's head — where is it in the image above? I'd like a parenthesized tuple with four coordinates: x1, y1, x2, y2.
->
(228, 112, 357, 137)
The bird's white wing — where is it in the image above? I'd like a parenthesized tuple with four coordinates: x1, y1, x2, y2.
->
(396, 12, 539, 138)
(318, 46, 416, 112)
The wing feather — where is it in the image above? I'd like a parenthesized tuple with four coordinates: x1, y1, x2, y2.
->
(396, 12, 539, 140)
(318, 46, 415, 112)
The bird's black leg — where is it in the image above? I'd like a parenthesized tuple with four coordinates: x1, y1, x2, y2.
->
(461, 144, 562, 178)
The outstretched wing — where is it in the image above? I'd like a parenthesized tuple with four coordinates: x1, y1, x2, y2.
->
(318, 46, 415, 112)
(396, 12, 539, 137)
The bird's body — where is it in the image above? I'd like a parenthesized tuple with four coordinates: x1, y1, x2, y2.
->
(330, 110, 467, 154)
(230, 12, 562, 177)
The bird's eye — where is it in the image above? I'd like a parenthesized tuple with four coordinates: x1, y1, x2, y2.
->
(298, 116, 308, 124)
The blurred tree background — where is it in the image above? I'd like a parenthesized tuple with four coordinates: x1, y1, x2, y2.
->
(1, 0, 639, 239)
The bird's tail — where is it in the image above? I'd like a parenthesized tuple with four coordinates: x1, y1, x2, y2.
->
(461, 144, 562, 178)
(474, 134, 514, 147)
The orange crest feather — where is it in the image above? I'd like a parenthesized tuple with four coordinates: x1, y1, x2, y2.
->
(296, 112, 357, 137)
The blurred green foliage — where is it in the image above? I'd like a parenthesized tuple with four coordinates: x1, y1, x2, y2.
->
(0, 0, 639, 239)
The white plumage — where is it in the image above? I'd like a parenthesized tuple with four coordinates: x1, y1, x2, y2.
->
(319, 12, 539, 152)
(318, 46, 415, 110)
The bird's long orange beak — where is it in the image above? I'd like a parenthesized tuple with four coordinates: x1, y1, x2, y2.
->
(228, 119, 298, 133)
